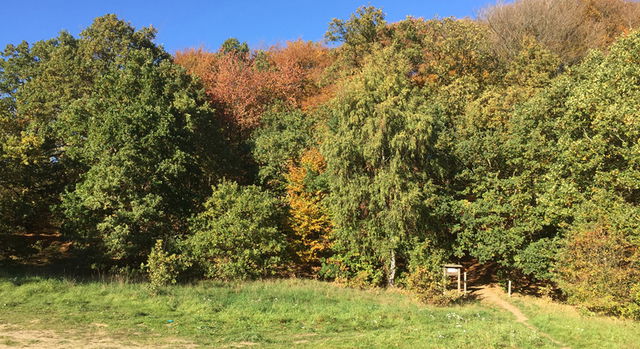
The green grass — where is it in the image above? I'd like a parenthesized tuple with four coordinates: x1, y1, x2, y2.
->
(510, 295, 640, 349)
(3, 273, 639, 348)
(0, 274, 553, 348)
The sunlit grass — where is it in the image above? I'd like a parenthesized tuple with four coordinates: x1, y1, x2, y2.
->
(510, 295, 640, 349)
(0, 275, 554, 348)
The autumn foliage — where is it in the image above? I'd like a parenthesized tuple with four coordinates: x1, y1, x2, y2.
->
(558, 227, 640, 317)
(285, 148, 332, 275)
(175, 40, 331, 131)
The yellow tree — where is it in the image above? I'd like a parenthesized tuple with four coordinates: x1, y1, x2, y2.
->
(285, 148, 332, 275)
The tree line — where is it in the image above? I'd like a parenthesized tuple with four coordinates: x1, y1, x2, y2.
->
(1, 0, 639, 318)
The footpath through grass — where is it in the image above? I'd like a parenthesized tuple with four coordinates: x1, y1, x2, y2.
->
(0, 274, 552, 348)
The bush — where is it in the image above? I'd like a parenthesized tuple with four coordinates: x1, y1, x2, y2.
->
(144, 239, 186, 291)
(557, 226, 640, 319)
(186, 181, 288, 280)
(404, 241, 465, 305)
(318, 251, 385, 288)
(406, 266, 443, 303)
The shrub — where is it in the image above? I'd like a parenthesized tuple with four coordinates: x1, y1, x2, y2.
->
(318, 251, 385, 287)
(186, 181, 288, 280)
(406, 266, 444, 303)
(557, 226, 640, 319)
(144, 239, 186, 291)
(404, 241, 465, 305)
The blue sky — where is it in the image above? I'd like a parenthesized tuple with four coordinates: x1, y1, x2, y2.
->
(1, 0, 498, 54)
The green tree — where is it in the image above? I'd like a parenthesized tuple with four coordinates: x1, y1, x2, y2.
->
(0, 37, 72, 253)
(1, 15, 225, 263)
(220, 38, 249, 57)
(322, 47, 450, 286)
(452, 39, 563, 278)
(251, 105, 314, 192)
(322, 16, 499, 287)
(325, 6, 386, 47)
(57, 17, 221, 261)
(549, 31, 640, 314)
(325, 6, 388, 70)
(186, 181, 288, 280)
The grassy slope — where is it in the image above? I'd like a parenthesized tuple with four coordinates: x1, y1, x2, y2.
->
(511, 295, 640, 349)
(0, 275, 553, 348)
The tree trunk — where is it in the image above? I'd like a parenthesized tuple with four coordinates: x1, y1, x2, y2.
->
(388, 249, 396, 287)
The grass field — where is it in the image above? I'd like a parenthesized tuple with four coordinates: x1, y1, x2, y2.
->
(0, 273, 638, 348)
(511, 294, 640, 349)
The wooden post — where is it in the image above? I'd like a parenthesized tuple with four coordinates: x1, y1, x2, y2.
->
(443, 268, 447, 292)
(463, 272, 467, 294)
(508, 280, 512, 297)
(457, 269, 461, 292)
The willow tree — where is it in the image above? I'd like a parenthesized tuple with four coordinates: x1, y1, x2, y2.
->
(322, 47, 450, 286)
(322, 15, 498, 286)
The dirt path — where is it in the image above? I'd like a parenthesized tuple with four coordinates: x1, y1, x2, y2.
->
(0, 324, 196, 349)
(475, 286, 569, 349)
(0, 324, 130, 349)
(475, 286, 530, 323)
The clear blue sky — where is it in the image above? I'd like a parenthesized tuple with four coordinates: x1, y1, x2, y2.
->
(1, 0, 498, 54)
